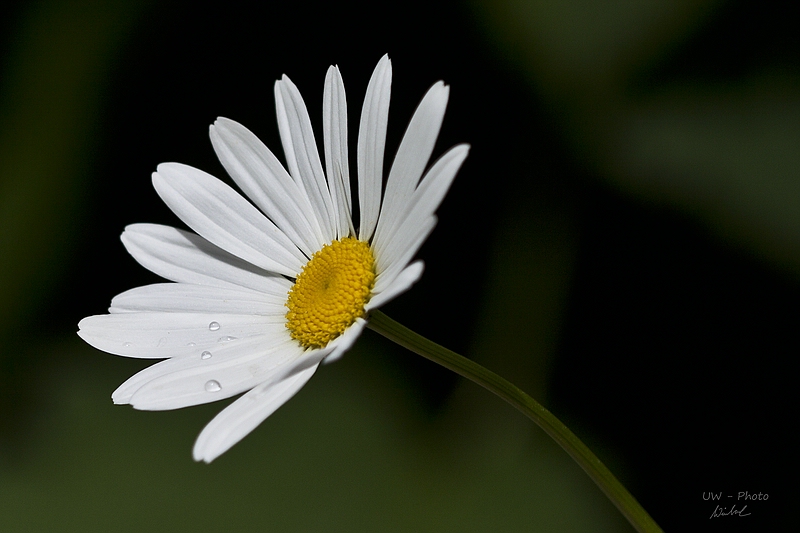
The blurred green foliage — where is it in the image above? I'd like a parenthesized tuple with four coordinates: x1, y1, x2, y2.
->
(474, 0, 800, 272)
(0, 0, 148, 347)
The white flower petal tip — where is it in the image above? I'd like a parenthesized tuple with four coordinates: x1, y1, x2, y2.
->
(192, 364, 318, 463)
(79, 54, 468, 462)
(111, 388, 130, 405)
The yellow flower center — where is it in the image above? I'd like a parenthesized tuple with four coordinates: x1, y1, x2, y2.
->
(285, 237, 375, 349)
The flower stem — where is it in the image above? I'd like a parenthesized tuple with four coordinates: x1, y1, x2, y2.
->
(367, 310, 663, 533)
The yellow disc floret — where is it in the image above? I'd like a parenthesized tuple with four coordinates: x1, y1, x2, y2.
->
(285, 237, 375, 349)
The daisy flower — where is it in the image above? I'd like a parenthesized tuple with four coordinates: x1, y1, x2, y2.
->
(78, 55, 469, 462)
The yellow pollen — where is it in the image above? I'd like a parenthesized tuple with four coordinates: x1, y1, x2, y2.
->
(285, 237, 375, 349)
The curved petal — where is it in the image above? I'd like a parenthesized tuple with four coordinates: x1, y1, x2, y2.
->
(373, 144, 469, 258)
(357, 54, 391, 241)
(193, 363, 319, 463)
(323, 65, 353, 239)
(112, 333, 297, 405)
(210, 118, 325, 256)
(121, 224, 289, 294)
(365, 261, 424, 311)
(109, 283, 286, 315)
(153, 163, 305, 277)
(373, 216, 437, 292)
(78, 311, 286, 359)
(275, 75, 335, 243)
(126, 338, 307, 411)
(372, 81, 449, 253)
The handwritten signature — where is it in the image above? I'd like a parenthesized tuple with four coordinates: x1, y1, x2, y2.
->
(710, 504, 751, 519)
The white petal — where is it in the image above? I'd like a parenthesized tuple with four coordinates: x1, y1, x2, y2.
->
(210, 118, 324, 256)
(78, 311, 286, 359)
(275, 76, 335, 242)
(365, 261, 424, 311)
(357, 54, 392, 241)
(372, 216, 437, 293)
(373, 144, 469, 258)
(121, 224, 288, 294)
(372, 82, 449, 253)
(108, 283, 286, 316)
(193, 363, 319, 463)
(109, 283, 286, 315)
(126, 338, 308, 410)
(153, 163, 305, 277)
(322, 317, 366, 364)
(111, 333, 298, 405)
(323, 65, 353, 239)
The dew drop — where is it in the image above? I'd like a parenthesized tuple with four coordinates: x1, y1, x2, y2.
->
(208, 321, 220, 331)
(123, 342, 132, 347)
(205, 380, 221, 392)
(157, 337, 167, 347)
(218, 336, 237, 343)
(187, 342, 196, 347)
(201, 351, 212, 360)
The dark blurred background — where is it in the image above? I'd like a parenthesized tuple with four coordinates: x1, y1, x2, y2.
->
(1, 0, 796, 531)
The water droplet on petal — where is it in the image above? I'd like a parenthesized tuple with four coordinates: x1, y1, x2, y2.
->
(218, 336, 237, 342)
(205, 380, 221, 392)
(123, 342, 132, 347)
(187, 342, 196, 347)
(157, 337, 167, 347)
(201, 351, 212, 360)
(208, 321, 220, 331)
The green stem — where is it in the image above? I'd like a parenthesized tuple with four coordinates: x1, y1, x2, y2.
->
(367, 310, 663, 533)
